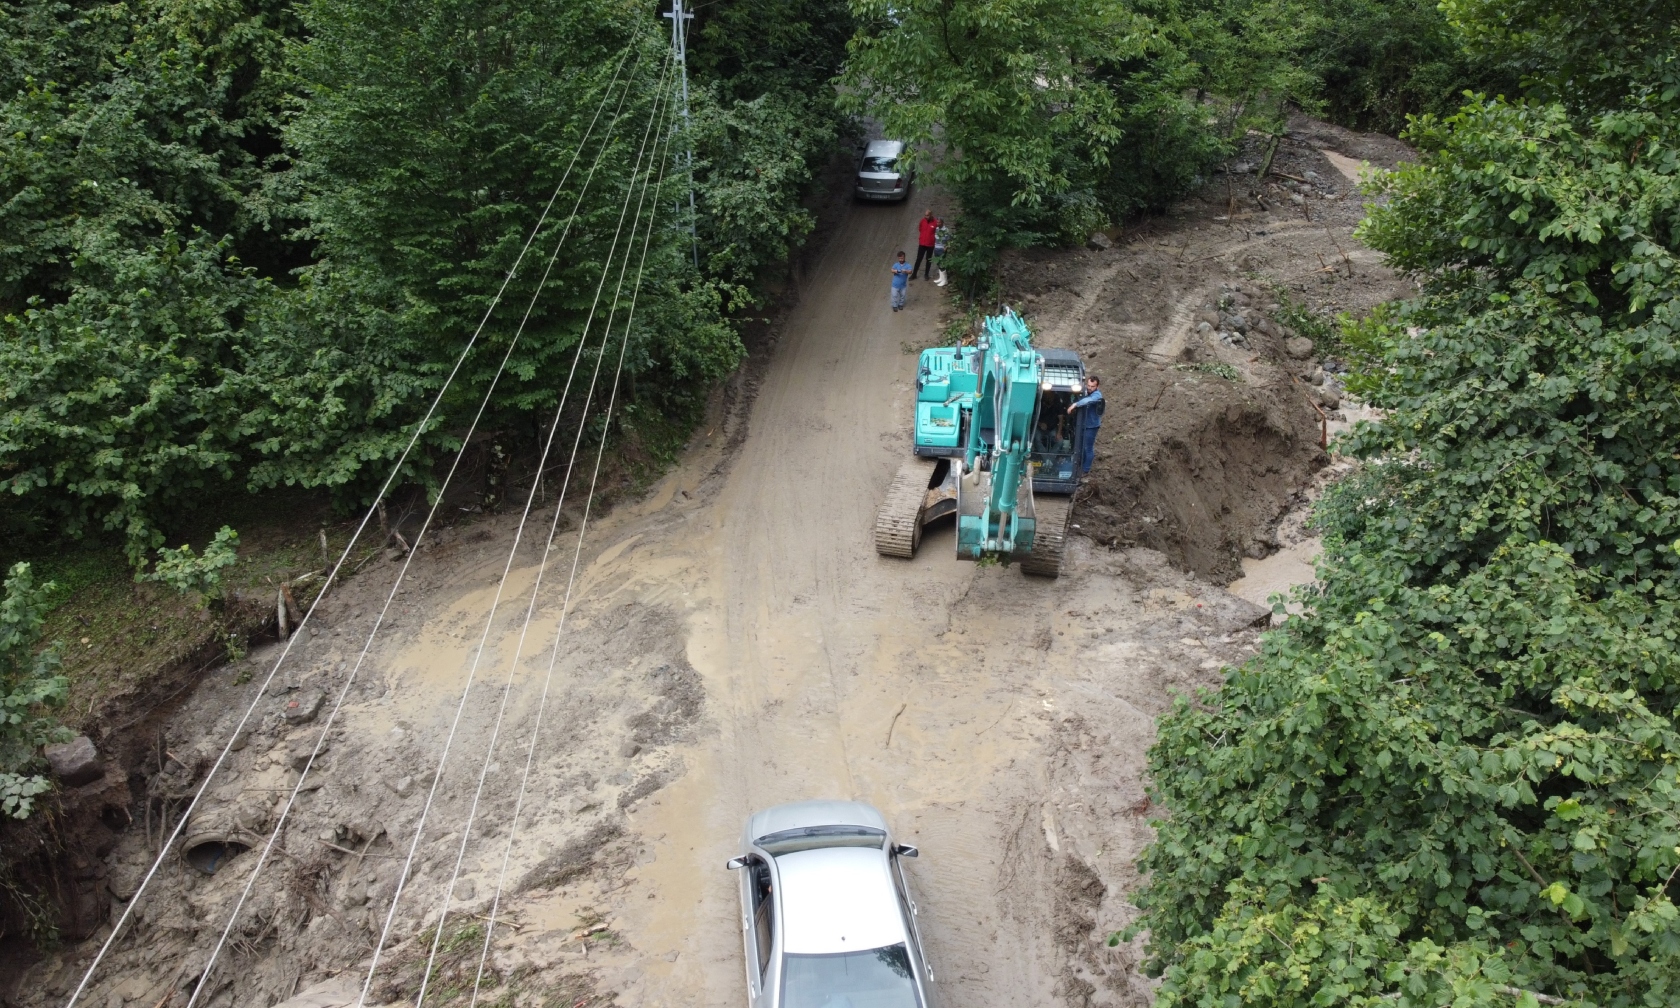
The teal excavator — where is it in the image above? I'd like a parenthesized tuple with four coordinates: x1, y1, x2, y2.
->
(874, 308, 1087, 576)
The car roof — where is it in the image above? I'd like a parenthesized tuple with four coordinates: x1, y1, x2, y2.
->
(776, 846, 907, 955)
(863, 139, 905, 157)
(748, 800, 887, 842)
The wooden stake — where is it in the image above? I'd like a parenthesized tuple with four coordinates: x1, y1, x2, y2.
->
(1256, 134, 1281, 182)
(276, 587, 289, 639)
(281, 584, 301, 627)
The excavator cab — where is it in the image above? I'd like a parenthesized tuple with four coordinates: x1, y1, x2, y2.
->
(1028, 348, 1086, 493)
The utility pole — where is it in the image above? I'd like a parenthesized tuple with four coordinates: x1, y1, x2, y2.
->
(663, 0, 699, 269)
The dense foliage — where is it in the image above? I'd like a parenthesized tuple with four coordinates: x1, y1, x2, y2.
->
(0, 564, 69, 820)
(1, 0, 848, 566)
(1131, 4, 1680, 1006)
(1, 0, 296, 557)
(688, 0, 856, 295)
(1301, 0, 1516, 133)
(839, 0, 1223, 278)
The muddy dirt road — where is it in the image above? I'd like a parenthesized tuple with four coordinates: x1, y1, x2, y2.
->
(19, 121, 1413, 1008)
(476, 192, 1274, 1007)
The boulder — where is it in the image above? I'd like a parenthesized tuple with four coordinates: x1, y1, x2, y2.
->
(1085, 231, 1112, 251)
(1284, 337, 1315, 359)
(44, 735, 103, 786)
(282, 690, 325, 724)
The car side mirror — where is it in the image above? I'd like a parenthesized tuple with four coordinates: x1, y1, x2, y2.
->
(894, 844, 919, 858)
(726, 856, 748, 870)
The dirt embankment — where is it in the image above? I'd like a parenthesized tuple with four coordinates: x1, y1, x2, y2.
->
(1004, 114, 1414, 583)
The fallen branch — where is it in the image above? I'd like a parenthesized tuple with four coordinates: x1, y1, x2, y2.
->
(884, 702, 908, 748)
(1290, 376, 1329, 449)
(316, 838, 395, 859)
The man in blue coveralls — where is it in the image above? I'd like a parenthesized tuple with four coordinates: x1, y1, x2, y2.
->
(1065, 375, 1104, 474)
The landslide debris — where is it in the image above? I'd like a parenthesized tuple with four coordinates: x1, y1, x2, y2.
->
(1000, 115, 1414, 583)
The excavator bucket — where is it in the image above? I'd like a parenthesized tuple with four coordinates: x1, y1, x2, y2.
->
(954, 460, 1036, 563)
(952, 461, 1070, 577)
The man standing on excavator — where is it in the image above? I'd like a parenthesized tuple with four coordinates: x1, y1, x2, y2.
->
(1066, 375, 1104, 474)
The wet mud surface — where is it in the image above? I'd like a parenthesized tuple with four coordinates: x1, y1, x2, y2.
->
(11, 116, 1410, 1008)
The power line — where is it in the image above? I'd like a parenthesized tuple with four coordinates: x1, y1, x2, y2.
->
(411, 73, 679, 1008)
(62, 42, 645, 1008)
(179, 46, 652, 1008)
(355, 50, 677, 1008)
(184, 49, 658, 1008)
(408, 59, 677, 1008)
(463, 86, 679, 1008)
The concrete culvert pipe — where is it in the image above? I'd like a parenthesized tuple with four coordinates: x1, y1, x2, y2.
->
(181, 817, 253, 875)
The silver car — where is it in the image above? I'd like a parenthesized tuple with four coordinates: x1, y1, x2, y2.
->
(855, 140, 914, 202)
(726, 800, 937, 1007)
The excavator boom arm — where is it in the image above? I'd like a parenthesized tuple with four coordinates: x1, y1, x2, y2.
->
(956, 311, 1042, 561)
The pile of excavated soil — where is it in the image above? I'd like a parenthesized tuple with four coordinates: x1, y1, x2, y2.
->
(1004, 113, 1414, 583)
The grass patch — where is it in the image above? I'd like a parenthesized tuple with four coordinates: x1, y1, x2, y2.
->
(3, 488, 382, 728)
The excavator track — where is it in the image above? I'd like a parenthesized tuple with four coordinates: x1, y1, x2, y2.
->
(1019, 494, 1072, 577)
(875, 458, 935, 558)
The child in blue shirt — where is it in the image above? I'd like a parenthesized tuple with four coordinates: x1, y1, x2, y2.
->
(891, 252, 912, 310)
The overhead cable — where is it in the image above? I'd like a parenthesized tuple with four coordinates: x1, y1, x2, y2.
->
(354, 48, 677, 1008)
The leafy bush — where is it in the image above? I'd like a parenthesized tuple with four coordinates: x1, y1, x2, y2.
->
(1130, 7, 1680, 1005)
(0, 563, 70, 820)
(144, 527, 240, 600)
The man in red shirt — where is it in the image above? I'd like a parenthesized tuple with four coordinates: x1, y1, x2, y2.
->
(911, 209, 941, 280)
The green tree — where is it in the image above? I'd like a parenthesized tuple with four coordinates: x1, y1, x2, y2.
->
(1177, 0, 1322, 142)
(1301, 0, 1517, 134)
(1441, 0, 1680, 112)
(0, 0, 300, 561)
(6, 0, 820, 562)
(1130, 4, 1680, 1005)
(0, 563, 71, 820)
(839, 0, 1215, 278)
(688, 0, 857, 302)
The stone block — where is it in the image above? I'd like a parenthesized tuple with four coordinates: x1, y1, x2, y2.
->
(44, 735, 103, 786)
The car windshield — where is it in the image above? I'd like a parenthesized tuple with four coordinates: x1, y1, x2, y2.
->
(861, 156, 898, 174)
(756, 824, 886, 855)
(782, 944, 920, 1008)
